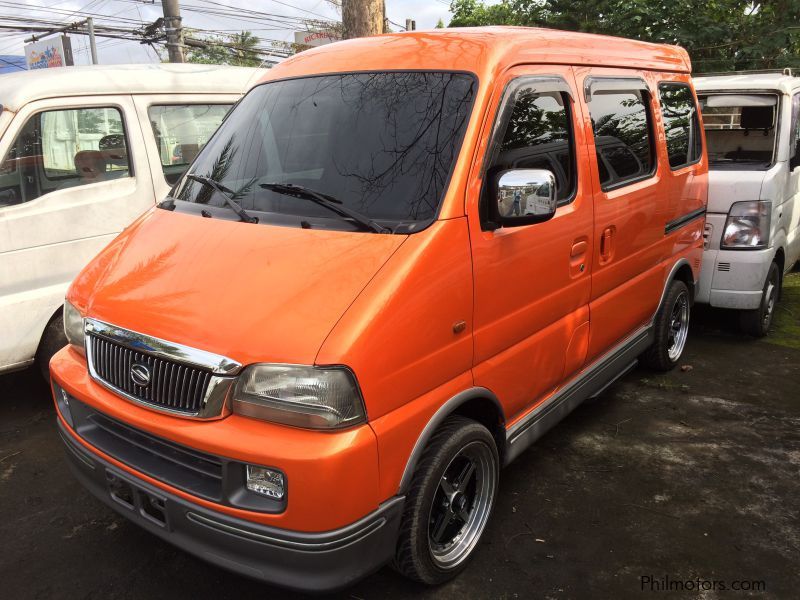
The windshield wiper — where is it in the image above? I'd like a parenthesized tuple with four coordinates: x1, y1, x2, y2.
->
(259, 182, 390, 233)
(187, 174, 258, 224)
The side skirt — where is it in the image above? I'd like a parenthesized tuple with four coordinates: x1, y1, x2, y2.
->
(503, 325, 653, 465)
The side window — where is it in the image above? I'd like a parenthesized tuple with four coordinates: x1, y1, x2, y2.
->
(658, 83, 702, 169)
(0, 106, 130, 208)
(147, 104, 231, 185)
(485, 80, 577, 210)
(588, 88, 655, 190)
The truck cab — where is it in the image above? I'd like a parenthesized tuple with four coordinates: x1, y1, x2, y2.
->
(694, 72, 800, 335)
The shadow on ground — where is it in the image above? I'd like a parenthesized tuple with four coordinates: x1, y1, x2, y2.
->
(1, 312, 798, 599)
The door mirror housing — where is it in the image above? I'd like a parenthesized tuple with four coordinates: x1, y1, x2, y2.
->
(490, 169, 558, 228)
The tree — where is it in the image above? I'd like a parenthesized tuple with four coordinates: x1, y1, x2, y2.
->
(184, 30, 263, 66)
(448, 1, 800, 73)
(342, 0, 385, 39)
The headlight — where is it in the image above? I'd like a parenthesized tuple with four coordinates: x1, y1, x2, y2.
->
(721, 201, 771, 249)
(232, 364, 366, 429)
(63, 300, 85, 354)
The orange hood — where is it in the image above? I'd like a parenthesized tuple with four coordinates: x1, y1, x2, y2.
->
(70, 209, 406, 366)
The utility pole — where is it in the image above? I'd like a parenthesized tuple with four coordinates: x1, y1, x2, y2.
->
(161, 0, 185, 63)
(86, 17, 98, 64)
(342, 0, 384, 40)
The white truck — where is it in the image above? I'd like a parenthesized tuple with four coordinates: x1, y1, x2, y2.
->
(0, 63, 265, 376)
(695, 72, 800, 336)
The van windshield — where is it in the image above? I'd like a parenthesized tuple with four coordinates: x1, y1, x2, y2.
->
(171, 71, 476, 232)
(698, 93, 778, 170)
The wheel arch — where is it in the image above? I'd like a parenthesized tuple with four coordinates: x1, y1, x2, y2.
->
(397, 387, 506, 494)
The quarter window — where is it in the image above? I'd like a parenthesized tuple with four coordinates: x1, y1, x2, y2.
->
(0, 106, 130, 208)
(147, 104, 231, 185)
(486, 81, 576, 207)
(588, 89, 655, 190)
(658, 83, 702, 169)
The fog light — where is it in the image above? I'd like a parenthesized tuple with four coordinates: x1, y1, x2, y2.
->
(53, 382, 73, 428)
(246, 465, 285, 499)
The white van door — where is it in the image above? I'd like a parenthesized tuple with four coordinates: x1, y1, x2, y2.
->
(0, 95, 154, 372)
(132, 94, 238, 201)
(787, 91, 800, 269)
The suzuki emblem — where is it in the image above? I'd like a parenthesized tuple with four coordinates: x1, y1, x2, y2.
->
(130, 363, 151, 387)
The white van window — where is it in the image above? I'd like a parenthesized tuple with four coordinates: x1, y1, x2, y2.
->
(658, 83, 702, 169)
(147, 104, 231, 185)
(699, 94, 777, 170)
(0, 107, 130, 208)
(588, 90, 655, 190)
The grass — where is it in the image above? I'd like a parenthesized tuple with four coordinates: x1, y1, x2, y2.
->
(766, 271, 800, 350)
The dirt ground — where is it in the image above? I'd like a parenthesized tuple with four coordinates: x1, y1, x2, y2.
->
(1, 301, 799, 599)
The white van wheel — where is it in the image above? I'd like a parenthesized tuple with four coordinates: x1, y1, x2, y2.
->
(740, 262, 780, 338)
(35, 312, 67, 381)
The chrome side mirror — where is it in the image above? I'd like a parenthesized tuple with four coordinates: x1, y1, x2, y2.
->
(492, 169, 557, 227)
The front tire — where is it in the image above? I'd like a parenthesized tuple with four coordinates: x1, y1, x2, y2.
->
(641, 279, 690, 371)
(35, 312, 67, 381)
(392, 416, 498, 585)
(740, 261, 780, 338)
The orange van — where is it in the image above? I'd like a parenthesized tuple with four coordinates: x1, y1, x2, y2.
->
(50, 27, 707, 591)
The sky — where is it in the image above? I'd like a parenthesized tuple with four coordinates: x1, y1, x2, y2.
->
(0, 0, 456, 66)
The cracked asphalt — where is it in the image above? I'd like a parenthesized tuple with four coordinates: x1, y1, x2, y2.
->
(1, 312, 798, 599)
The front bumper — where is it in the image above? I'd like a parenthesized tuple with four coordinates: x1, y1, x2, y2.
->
(58, 415, 404, 592)
(695, 246, 772, 310)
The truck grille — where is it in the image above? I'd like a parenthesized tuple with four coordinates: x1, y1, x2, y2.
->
(88, 334, 213, 415)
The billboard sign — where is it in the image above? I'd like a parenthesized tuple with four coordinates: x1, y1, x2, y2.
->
(293, 30, 339, 48)
(24, 36, 74, 70)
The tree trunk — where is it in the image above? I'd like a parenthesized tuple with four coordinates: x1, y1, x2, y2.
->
(342, 0, 385, 39)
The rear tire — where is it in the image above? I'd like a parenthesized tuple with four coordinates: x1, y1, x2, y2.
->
(35, 312, 66, 381)
(640, 279, 690, 372)
(740, 261, 780, 338)
(392, 416, 498, 585)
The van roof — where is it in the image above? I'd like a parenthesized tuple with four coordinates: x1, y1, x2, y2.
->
(264, 27, 692, 85)
(0, 63, 267, 112)
(694, 73, 800, 95)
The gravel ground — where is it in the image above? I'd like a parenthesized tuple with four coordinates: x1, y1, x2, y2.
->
(1, 313, 798, 599)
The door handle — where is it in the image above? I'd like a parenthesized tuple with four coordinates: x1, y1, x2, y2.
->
(600, 227, 615, 263)
(571, 240, 588, 257)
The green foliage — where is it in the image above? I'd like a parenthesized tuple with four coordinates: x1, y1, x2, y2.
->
(448, 1, 800, 73)
(185, 30, 263, 67)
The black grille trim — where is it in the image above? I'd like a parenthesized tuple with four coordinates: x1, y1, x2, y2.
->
(89, 334, 213, 414)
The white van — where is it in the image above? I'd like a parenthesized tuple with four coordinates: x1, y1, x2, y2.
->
(0, 64, 265, 376)
(695, 72, 800, 335)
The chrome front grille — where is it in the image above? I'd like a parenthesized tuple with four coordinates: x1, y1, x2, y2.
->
(89, 334, 212, 414)
(84, 318, 242, 419)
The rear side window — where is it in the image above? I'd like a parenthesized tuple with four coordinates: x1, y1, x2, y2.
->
(659, 83, 702, 169)
(147, 104, 231, 185)
(588, 89, 655, 190)
(486, 80, 576, 206)
(0, 106, 130, 208)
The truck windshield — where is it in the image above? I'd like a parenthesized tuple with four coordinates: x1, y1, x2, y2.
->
(698, 93, 778, 170)
(172, 71, 476, 232)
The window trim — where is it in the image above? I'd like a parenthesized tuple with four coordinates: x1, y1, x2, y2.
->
(479, 74, 579, 229)
(657, 81, 703, 172)
(584, 76, 648, 103)
(587, 79, 658, 193)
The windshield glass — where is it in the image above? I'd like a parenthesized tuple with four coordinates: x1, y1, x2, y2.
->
(699, 93, 778, 170)
(172, 71, 476, 231)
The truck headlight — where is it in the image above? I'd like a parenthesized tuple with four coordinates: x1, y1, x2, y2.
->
(721, 201, 771, 249)
(63, 300, 85, 355)
(232, 364, 366, 429)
